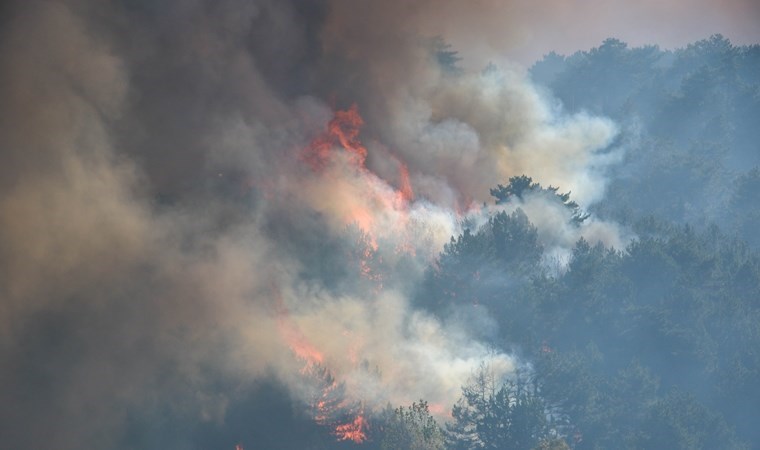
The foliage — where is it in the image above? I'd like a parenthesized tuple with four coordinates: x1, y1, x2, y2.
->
(490, 175, 589, 224)
(418, 208, 542, 317)
(638, 390, 747, 450)
(729, 168, 760, 248)
(427, 36, 463, 75)
(224, 36, 760, 450)
(531, 438, 570, 450)
(379, 401, 446, 450)
(531, 35, 760, 240)
(409, 35, 760, 450)
(447, 367, 556, 450)
(420, 206, 760, 448)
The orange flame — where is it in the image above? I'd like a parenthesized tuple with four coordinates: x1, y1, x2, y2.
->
(303, 105, 379, 244)
(334, 413, 369, 443)
(302, 105, 420, 271)
(303, 104, 367, 171)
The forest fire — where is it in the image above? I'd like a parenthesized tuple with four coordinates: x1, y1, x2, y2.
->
(303, 104, 368, 171)
(302, 104, 414, 235)
(334, 413, 369, 443)
(9, 0, 756, 449)
(301, 104, 422, 288)
(274, 288, 370, 444)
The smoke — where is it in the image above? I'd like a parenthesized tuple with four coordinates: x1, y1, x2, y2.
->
(499, 191, 630, 267)
(0, 1, 629, 448)
(322, 0, 760, 65)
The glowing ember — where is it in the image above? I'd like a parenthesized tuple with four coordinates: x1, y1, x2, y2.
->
(349, 208, 378, 243)
(334, 413, 369, 443)
(359, 241, 380, 281)
(428, 403, 447, 417)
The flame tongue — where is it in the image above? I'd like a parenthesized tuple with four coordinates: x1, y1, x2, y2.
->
(304, 104, 367, 170)
(335, 412, 369, 443)
(302, 104, 419, 284)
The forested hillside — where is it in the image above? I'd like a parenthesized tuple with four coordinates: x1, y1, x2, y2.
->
(402, 37, 760, 449)
(416, 183, 760, 449)
(404, 37, 760, 449)
(199, 37, 760, 450)
(532, 36, 760, 245)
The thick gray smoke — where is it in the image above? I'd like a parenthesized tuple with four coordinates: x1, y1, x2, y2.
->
(0, 1, 628, 448)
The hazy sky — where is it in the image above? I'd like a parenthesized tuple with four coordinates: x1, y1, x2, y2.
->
(412, 0, 760, 66)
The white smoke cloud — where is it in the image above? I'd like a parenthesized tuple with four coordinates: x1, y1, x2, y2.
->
(381, 67, 621, 209)
(269, 287, 515, 415)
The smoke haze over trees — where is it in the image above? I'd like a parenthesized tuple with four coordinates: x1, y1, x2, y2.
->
(0, 1, 759, 449)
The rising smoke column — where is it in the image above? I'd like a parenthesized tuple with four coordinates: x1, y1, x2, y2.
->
(0, 1, 627, 448)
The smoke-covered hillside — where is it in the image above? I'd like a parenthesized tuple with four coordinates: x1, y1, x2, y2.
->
(0, 1, 758, 449)
(532, 36, 760, 244)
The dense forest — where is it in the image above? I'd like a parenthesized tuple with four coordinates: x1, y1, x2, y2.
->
(196, 36, 760, 450)
(532, 36, 760, 242)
